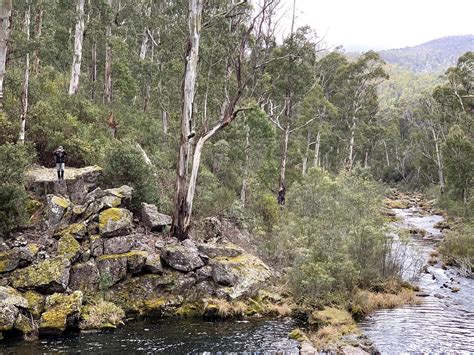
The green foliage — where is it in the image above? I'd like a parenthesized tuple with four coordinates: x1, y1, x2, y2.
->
(439, 224, 474, 274)
(442, 126, 474, 203)
(0, 143, 32, 237)
(267, 169, 388, 304)
(102, 141, 158, 209)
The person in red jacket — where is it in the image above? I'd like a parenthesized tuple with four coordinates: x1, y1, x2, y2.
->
(53, 146, 67, 180)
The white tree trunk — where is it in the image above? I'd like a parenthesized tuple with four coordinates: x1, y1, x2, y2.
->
(383, 140, 390, 167)
(314, 130, 320, 167)
(19, 1, 31, 143)
(432, 127, 445, 193)
(240, 122, 250, 206)
(32, 1, 43, 75)
(104, 0, 113, 103)
(69, 0, 85, 95)
(91, 39, 97, 99)
(0, 0, 12, 110)
(139, 28, 149, 60)
(170, 0, 203, 240)
(279, 125, 290, 189)
(302, 130, 311, 176)
(348, 117, 356, 171)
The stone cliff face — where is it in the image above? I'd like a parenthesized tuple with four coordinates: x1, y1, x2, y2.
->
(0, 167, 274, 341)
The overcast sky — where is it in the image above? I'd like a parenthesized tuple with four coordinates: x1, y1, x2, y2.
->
(277, 0, 474, 51)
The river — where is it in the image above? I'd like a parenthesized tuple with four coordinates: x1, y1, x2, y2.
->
(1, 317, 299, 354)
(359, 206, 474, 353)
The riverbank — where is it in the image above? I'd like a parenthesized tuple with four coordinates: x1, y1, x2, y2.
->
(0, 166, 294, 342)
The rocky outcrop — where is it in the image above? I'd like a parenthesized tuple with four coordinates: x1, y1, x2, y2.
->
(141, 203, 171, 232)
(26, 166, 102, 204)
(2, 165, 276, 341)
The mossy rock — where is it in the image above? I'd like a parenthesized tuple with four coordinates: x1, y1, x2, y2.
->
(0, 246, 38, 273)
(289, 328, 309, 342)
(22, 291, 45, 318)
(14, 313, 36, 335)
(39, 291, 83, 332)
(55, 223, 87, 240)
(79, 300, 125, 330)
(98, 208, 133, 238)
(310, 307, 354, 327)
(11, 257, 71, 294)
(57, 233, 81, 262)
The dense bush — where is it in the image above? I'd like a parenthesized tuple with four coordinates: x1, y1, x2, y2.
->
(267, 168, 390, 304)
(438, 224, 474, 275)
(102, 141, 159, 209)
(0, 143, 32, 237)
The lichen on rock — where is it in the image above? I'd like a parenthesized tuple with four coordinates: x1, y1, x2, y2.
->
(39, 291, 83, 332)
(11, 257, 71, 294)
(99, 208, 133, 238)
(57, 233, 81, 262)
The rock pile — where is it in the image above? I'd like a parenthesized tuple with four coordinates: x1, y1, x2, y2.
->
(0, 167, 273, 340)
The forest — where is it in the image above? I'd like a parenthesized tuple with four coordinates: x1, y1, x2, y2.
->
(0, 0, 473, 346)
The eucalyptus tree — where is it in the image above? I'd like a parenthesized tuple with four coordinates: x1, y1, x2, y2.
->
(19, 0, 30, 143)
(332, 51, 388, 171)
(0, 0, 12, 111)
(265, 26, 318, 203)
(170, 0, 279, 240)
(68, 0, 85, 95)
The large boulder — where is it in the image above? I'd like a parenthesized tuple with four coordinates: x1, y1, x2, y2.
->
(126, 251, 148, 274)
(141, 203, 171, 232)
(161, 241, 204, 272)
(69, 261, 100, 292)
(103, 236, 134, 255)
(0, 245, 38, 273)
(44, 195, 71, 228)
(99, 208, 133, 238)
(26, 166, 102, 204)
(209, 254, 272, 300)
(11, 257, 71, 294)
(81, 185, 133, 220)
(0, 286, 28, 332)
(39, 291, 83, 332)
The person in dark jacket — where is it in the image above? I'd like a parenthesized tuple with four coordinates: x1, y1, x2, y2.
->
(53, 146, 67, 180)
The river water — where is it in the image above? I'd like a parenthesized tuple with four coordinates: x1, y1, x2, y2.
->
(1, 317, 299, 354)
(359, 207, 474, 353)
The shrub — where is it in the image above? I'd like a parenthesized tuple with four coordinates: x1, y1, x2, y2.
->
(102, 141, 159, 209)
(269, 168, 390, 304)
(438, 224, 474, 275)
(0, 143, 32, 237)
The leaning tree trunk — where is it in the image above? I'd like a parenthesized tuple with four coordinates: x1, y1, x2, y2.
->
(32, 0, 43, 75)
(170, 0, 203, 241)
(68, 0, 85, 95)
(19, 1, 31, 143)
(104, 0, 113, 103)
(0, 0, 12, 111)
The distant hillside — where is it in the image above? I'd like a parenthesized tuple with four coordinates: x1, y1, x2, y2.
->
(379, 35, 474, 73)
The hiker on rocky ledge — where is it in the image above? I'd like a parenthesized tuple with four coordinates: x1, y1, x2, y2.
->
(53, 146, 67, 181)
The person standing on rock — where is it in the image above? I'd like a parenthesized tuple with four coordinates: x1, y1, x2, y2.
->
(53, 146, 67, 180)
